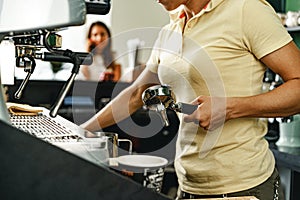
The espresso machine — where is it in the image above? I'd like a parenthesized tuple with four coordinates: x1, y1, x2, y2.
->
(0, 0, 111, 124)
(0, 0, 119, 164)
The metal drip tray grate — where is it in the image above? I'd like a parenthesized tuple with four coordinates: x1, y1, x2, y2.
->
(10, 114, 82, 143)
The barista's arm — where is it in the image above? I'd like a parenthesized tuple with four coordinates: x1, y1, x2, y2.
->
(80, 69, 160, 132)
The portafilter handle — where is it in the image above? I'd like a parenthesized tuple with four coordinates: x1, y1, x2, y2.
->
(171, 102, 198, 115)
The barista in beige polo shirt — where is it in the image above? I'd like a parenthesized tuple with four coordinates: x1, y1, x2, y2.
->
(81, 0, 300, 199)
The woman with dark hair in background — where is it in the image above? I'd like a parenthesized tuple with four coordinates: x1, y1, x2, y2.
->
(80, 21, 121, 82)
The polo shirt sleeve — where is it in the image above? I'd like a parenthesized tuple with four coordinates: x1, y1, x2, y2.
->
(241, 0, 292, 59)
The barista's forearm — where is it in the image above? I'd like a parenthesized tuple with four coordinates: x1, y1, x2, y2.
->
(227, 79, 300, 120)
(81, 68, 160, 132)
(80, 85, 146, 132)
(80, 104, 115, 132)
(81, 84, 153, 131)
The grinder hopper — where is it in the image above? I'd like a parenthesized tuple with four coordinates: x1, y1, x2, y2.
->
(142, 85, 198, 126)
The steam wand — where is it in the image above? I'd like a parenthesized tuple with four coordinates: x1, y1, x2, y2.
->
(49, 49, 89, 117)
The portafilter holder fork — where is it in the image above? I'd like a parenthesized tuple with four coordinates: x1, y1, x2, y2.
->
(142, 85, 198, 126)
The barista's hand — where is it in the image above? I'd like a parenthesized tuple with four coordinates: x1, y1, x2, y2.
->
(183, 96, 227, 131)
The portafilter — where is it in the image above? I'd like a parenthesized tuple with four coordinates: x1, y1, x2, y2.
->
(142, 85, 198, 126)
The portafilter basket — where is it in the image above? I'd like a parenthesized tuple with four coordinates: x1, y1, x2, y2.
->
(142, 85, 198, 126)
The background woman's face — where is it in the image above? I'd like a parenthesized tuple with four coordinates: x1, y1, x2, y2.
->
(89, 25, 109, 51)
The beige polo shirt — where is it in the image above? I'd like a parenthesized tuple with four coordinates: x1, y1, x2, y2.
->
(146, 0, 292, 195)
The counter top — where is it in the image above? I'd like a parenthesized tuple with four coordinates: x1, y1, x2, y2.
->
(269, 142, 300, 172)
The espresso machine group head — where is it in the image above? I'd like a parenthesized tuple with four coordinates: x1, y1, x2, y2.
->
(142, 85, 198, 126)
(0, 0, 111, 123)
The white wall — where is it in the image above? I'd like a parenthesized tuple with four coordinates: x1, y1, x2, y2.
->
(111, 0, 168, 34)
(110, 0, 169, 80)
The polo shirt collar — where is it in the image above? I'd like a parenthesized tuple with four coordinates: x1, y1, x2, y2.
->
(169, 0, 224, 22)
